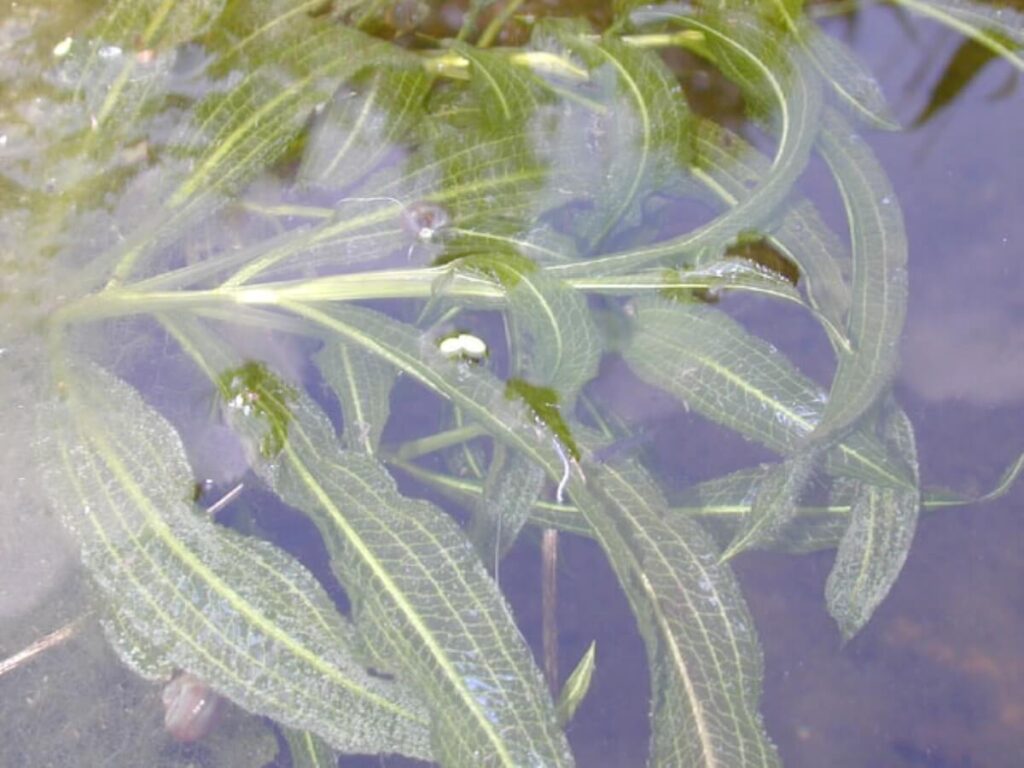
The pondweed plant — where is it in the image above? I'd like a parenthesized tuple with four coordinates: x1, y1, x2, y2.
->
(2, 0, 1022, 765)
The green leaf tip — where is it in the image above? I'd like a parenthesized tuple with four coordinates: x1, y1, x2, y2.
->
(556, 641, 597, 727)
(217, 361, 298, 458)
(504, 377, 580, 461)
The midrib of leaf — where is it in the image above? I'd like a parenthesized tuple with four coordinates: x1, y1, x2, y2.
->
(397, 452, 1024, 553)
(88, 0, 176, 126)
(217, 0, 330, 63)
(60, 393, 421, 723)
(340, 346, 372, 454)
(171, 40, 338, 207)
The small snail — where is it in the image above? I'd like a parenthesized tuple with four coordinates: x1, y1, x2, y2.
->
(162, 672, 221, 743)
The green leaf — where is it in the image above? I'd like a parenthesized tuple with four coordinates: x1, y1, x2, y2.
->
(218, 375, 573, 767)
(284, 729, 337, 768)
(468, 444, 547, 568)
(298, 64, 432, 189)
(111, 18, 397, 285)
(586, 459, 780, 767)
(621, 297, 911, 489)
(673, 466, 854, 555)
(273, 302, 778, 766)
(825, 404, 921, 640)
(456, 251, 602, 403)
(719, 452, 819, 561)
(810, 109, 908, 444)
(39, 362, 433, 759)
(315, 342, 396, 455)
(767, 198, 852, 339)
(766, 0, 899, 128)
(890, 0, 1024, 73)
(549, 6, 822, 277)
(542, 33, 696, 250)
(556, 641, 596, 727)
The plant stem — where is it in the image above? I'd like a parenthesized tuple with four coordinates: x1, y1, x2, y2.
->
(391, 424, 490, 461)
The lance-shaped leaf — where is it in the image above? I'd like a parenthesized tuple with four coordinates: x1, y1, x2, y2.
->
(556, 642, 596, 727)
(111, 18, 397, 285)
(621, 297, 911, 490)
(548, 6, 822, 277)
(663, 111, 851, 343)
(766, 198, 852, 339)
(468, 444, 547, 567)
(38, 362, 432, 759)
(810, 109, 908, 444)
(719, 452, 819, 561)
(890, 0, 1024, 72)
(673, 466, 855, 555)
(314, 341, 396, 455)
(765, 0, 898, 129)
(219, 369, 574, 767)
(298, 64, 431, 190)
(277, 301, 778, 766)
(826, 404, 921, 640)
(527, 30, 696, 251)
(586, 458, 780, 766)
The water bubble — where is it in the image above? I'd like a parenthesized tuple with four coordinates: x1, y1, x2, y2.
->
(98, 45, 123, 60)
(880, 196, 891, 206)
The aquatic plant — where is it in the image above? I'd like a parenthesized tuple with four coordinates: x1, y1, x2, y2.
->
(2, 0, 1022, 765)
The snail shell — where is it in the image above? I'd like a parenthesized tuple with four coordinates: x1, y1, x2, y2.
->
(162, 672, 221, 742)
(400, 201, 450, 242)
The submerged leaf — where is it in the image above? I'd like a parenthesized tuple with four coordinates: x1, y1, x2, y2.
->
(457, 251, 602, 403)
(585, 458, 780, 766)
(825, 404, 921, 640)
(720, 452, 819, 560)
(469, 444, 547, 567)
(278, 303, 779, 766)
(621, 297, 911, 490)
(315, 342, 396, 455)
(285, 729, 337, 768)
(39, 362, 432, 759)
(556, 641, 596, 727)
(890, 0, 1024, 73)
(218, 374, 574, 767)
(811, 109, 908, 444)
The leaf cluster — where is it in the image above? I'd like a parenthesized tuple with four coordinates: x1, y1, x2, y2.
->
(3, 0, 1022, 765)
